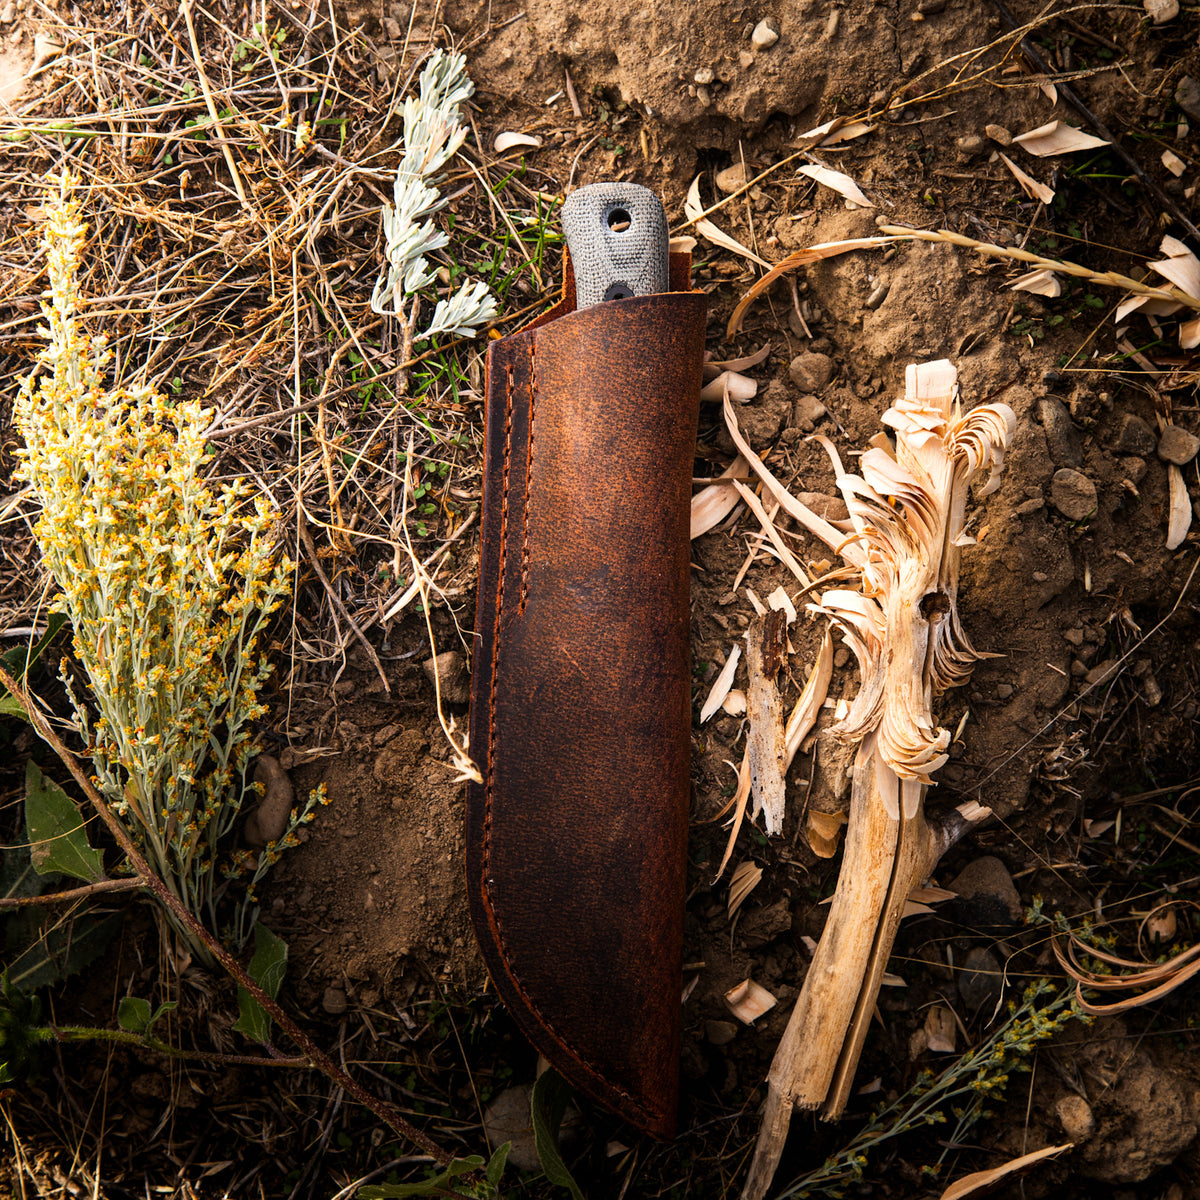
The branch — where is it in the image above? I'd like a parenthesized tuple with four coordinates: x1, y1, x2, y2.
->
(0, 876, 144, 908)
(0, 665, 452, 1167)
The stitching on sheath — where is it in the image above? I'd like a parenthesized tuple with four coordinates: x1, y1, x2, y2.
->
(518, 340, 536, 615)
(482, 346, 649, 1121)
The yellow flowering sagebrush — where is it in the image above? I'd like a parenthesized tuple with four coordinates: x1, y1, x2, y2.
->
(14, 174, 315, 962)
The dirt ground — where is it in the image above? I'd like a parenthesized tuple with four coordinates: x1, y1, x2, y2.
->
(2, 0, 1200, 1197)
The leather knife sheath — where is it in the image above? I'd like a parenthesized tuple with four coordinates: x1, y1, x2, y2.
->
(466, 252, 707, 1138)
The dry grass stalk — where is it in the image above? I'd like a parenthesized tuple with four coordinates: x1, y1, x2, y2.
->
(738, 361, 1013, 1200)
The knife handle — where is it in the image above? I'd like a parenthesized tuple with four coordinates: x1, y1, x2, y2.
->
(561, 182, 670, 308)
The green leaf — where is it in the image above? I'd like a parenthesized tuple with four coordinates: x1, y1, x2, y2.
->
(485, 1142, 511, 1188)
(24, 762, 104, 882)
(233, 922, 287, 1043)
(118, 995, 178, 1035)
(357, 1155, 484, 1198)
(0, 695, 29, 722)
(118, 995, 152, 1033)
(4, 909, 123, 990)
(531, 1069, 585, 1200)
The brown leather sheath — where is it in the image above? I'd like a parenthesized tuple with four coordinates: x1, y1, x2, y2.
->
(466, 253, 706, 1138)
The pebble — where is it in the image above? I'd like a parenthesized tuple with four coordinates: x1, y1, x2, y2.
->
(1144, 0, 1179, 23)
(1158, 424, 1200, 466)
(792, 393, 827, 431)
(422, 650, 470, 705)
(995, 683, 1013, 699)
(833, 646, 850, 668)
(482, 1085, 541, 1170)
(1038, 396, 1082, 467)
(1122, 455, 1148, 484)
(947, 856, 1023, 931)
(1014, 498, 1044, 516)
(1063, 627, 1084, 646)
(1050, 468, 1097, 522)
(788, 352, 834, 393)
(984, 123, 1012, 146)
(0, 2, 14, 22)
(751, 18, 780, 49)
(738, 49, 755, 70)
(715, 162, 749, 194)
(693, 67, 715, 86)
(1110, 412, 1157, 457)
(1176, 76, 1200, 124)
(1085, 658, 1119, 687)
(958, 946, 1004, 1011)
(1057, 1094, 1095, 1143)
(322, 986, 348, 1015)
(956, 134, 984, 158)
(705, 1019, 739, 1046)
(865, 281, 890, 310)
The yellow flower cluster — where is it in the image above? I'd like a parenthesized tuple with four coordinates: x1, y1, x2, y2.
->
(14, 174, 300, 960)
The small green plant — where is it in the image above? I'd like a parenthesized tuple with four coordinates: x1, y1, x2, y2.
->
(13, 174, 318, 963)
(778, 981, 1088, 1197)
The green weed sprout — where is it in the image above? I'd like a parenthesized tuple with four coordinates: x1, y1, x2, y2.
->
(13, 174, 318, 963)
(370, 49, 497, 342)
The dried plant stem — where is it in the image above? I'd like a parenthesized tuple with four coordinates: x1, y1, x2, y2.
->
(0, 876, 144, 908)
(0, 664, 451, 1167)
(879, 225, 1200, 310)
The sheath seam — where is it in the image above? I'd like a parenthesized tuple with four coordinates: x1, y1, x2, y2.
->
(483, 341, 650, 1123)
(518, 340, 536, 615)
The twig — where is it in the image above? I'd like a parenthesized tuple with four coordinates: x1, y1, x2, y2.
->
(0, 664, 448, 1166)
(0, 876, 144, 908)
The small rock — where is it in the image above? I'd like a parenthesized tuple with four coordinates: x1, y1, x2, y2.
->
(1085, 658, 1119, 687)
(1071, 659, 1088, 677)
(995, 683, 1013, 699)
(244, 755, 294, 847)
(0, 2, 14, 22)
(948, 856, 1023, 931)
(322, 986, 348, 1015)
(423, 650, 470, 705)
(833, 646, 850, 668)
(1038, 396, 1082, 467)
(1014, 497, 1044, 516)
(738, 49, 755, 70)
(693, 67, 715, 86)
(1057, 1093, 1095, 1143)
(1110, 412, 1157, 456)
(483, 1084, 540, 1171)
(958, 946, 1003, 1011)
(792, 393, 827, 432)
(1176, 76, 1200, 124)
(795, 491, 849, 521)
(788, 352, 834, 392)
(696, 85, 712, 107)
(1144, 0, 1179, 23)
(705, 1020, 738, 1046)
(865, 281, 890, 310)
(984, 123, 1012, 146)
(1122, 455, 1148, 484)
(1157, 424, 1200, 466)
(956, 134, 984, 158)
(751, 17, 780, 49)
(380, 15, 402, 39)
(715, 162, 749, 194)
(1063, 627, 1084, 646)
(1050, 468, 1097, 522)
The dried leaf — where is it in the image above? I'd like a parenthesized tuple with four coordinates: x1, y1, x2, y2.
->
(797, 163, 874, 208)
(727, 861, 764, 918)
(714, 750, 752, 880)
(939, 1145, 1072, 1200)
(691, 454, 749, 540)
(924, 1004, 956, 1053)
(999, 153, 1055, 204)
(1010, 268, 1061, 297)
(806, 808, 847, 858)
(909, 886, 956, 903)
(784, 629, 834, 766)
(700, 370, 758, 402)
(1162, 149, 1186, 177)
(685, 175, 772, 267)
(1180, 314, 1200, 349)
(793, 117, 874, 148)
(1167, 463, 1192, 550)
(724, 977, 777, 1024)
(1012, 120, 1109, 156)
(701, 644, 742, 723)
(1148, 235, 1200, 300)
(493, 131, 543, 152)
(1084, 818, 1116, 838)
(704, 343, 771, 379)
(722, 688, 747, 716)
(726, 236, 898, 337)
(1115, 293, 1183, 323)
(670, 235, 698, 254)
